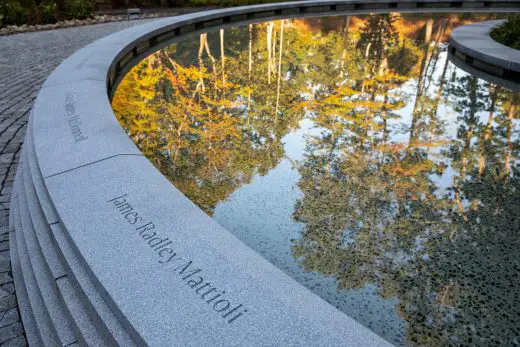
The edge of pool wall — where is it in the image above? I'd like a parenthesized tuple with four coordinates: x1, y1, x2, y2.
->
(449, 19, 520, 82)
(10, 2, 520, 346)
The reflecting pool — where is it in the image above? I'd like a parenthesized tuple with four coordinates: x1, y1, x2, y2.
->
(112, 12, 520, 346)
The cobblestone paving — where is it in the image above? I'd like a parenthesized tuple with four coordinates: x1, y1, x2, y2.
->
(0, 19, 157, 346)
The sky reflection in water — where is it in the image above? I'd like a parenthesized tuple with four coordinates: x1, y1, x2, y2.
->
(113, 12, 520, 346)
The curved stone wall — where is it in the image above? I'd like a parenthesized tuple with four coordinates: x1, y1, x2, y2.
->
(449, 19, 520, 82)
(448, 49, 520, 91)
(10, 2, 520, 346)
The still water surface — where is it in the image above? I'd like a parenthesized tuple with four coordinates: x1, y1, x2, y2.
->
(113, 12, 520, 346)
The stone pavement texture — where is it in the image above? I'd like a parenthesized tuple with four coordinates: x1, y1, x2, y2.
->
(0, 19, 156, 346)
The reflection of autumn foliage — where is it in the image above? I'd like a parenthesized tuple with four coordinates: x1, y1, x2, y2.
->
(293, 90, 520, 345)
(113, 13, 519, 346)
(114, 57, 284, 213)
(292, 24, 520, 345)
(113, 14, 422, 214)
(113, 23, 310, 214)
(297, 12, 506, 43)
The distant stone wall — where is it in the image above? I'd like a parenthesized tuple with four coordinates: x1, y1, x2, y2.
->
(10, 1, 520, 345)
(449, 19, 520, 83)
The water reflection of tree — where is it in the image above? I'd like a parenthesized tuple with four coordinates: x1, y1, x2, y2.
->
(113, 22, 305, 214)
(112, 13, 519, 346)
(292, 35, 520, 345)
(114, 16, 413, 214)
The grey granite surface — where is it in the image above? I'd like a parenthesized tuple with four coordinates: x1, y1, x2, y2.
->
(32, 79, 142, 178)
(0, 19, 156, 346)
(50, 222, 137, 346)
(450, 19, 520, 73)
(45, 154, 390, 346)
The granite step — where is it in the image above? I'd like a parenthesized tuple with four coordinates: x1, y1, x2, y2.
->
(24, 121, 137, 346)
(22, 144, 116, 346)
(9, 179, 42, 346)
(9, 230, 42, 346)
(12, 181, 60, 346)
(25, 117, 59, 224)
(22, 151, 106, 345)
(55, 276, 107, 346)
(50, 222, 138, 346)
(22, 146, 67, 279)
(16, 157, 77, 346)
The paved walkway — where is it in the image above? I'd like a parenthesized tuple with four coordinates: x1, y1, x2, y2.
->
(0, 19, 157, 346)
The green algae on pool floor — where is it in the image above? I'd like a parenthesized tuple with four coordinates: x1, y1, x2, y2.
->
(112, 12, 520, 346)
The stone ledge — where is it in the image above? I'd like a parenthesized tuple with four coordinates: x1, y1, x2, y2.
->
(11, 2, 520, 346)
(449, 19, 520, 81)
(448, 50, 520, 91)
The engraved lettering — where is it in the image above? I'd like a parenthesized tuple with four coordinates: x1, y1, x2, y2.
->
(64, 93, 88, 142)
(107, 193, 248, 323)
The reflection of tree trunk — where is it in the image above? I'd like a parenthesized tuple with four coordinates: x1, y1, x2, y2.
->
(267, 22, 274, 85)
(376, 19, 390, 76)
(248, 24, 253, 80)
(340, 49, 347, 79)
(505, 99, 516, 175)
(421, 21, 446, 93)
(452, 78, 478, 223)
(409, 20, 446, 148)
(198, 34, 206, 94)
(435, 19, 446, 42)
(478, 85, 498, 176)
(342, 15, 350, 33)
(360, 87, 376, 151)
(364, 42, 372, 60)
(247, 24, 253, 117)
(461, 77, 478, 176)
(382, 92, 390, 148)
(220, 29, 226, 86)
(409, 35, 432, 147)
(376, 24, 388, 76)
(340, 16, 350, 78)
(173, 112, 190, 163)
(424, 18, 433, 43)
(275, 20, 284, 122)
(272, 30, 277, 78)
(201, 33, 217, 81)
(436, 54, 449, 103)
(452, 190, 467, 225)
(426, 51, 450, 154)
(361, 42, 372, 94)
(379, 56, 388, 76)
(378, 89, 390, 166)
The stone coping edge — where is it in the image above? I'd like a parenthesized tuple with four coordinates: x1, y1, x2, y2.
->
(448, 50, 520, 90)
(13, 2, 520, 346)
(449, 19, 520, 80)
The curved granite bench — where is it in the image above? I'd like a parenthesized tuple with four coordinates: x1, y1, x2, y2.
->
(449, 19, 520, 81)
(10, 1, 520, 346)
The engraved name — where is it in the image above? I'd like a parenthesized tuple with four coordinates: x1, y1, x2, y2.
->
(107, 193, 248, 324)
(65, 93, 88, 142)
